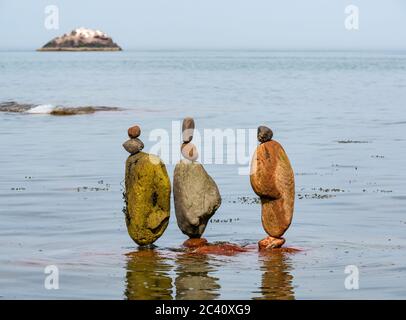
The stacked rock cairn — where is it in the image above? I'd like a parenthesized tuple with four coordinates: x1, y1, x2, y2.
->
(250, 126, 295, 250)
(123, 125, 171, 246)
(173, 117, 222, 245)
(121, 122, 295, 251)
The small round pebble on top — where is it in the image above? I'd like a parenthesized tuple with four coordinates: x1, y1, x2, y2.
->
(123, 125, 144, 155)
(257, 125, 273, 143)
(128, 125, 141, 139)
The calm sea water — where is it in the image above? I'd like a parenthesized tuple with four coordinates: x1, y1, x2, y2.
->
(0, 50, 405, 299)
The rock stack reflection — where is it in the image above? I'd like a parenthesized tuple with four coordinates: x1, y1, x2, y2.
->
(254, 251, 295, 300)
(125, 249, 173, 300)
(175, 253, 221, 300)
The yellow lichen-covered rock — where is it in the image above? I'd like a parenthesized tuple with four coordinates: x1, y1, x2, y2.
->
(124, 152, 171, 245)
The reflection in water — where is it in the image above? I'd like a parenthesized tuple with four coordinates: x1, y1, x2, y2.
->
(124, 247, 294, 300)
(175, 253, 221, 300)
(125, 249, 173, 300)
(253, 251, 295, 300)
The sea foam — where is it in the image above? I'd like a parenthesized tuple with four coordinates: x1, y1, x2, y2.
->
(26, 104, 56, 114)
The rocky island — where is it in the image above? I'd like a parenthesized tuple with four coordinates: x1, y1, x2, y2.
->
(38, 28, 122, 51)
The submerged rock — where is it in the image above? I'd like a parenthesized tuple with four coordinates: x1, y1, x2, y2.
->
(182, 238, 248, 256)
(193, 242, 248, 256)
(173, 160, 221, 238)
(183, 238, 209, 248)
(38, 27, 122, 51)
(125, 152, 171, 246)
(0, 101, 35, 112)
(49, 106, 119, 115)
(0, 101, 120, 115)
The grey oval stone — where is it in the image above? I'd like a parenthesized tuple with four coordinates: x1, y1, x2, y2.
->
(173, 160, 221, 238)
(123, 138, 144, 154)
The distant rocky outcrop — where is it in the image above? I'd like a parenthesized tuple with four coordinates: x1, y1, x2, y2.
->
(0, 101, 121, 115)
(38, 28, 122, 51)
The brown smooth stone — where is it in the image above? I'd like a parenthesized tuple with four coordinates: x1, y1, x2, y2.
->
(250, 140, 295, 238)
(182, 117, 195, 143)
(181, 142, 199, 161)
(257, 126, 273, 143)
(258, 236, 285, 250)
(183, 238, 208, 248)
(260, 198, 293, 238)
(128, 125, 141, 138)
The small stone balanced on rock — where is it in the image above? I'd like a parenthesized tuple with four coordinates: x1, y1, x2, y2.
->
(123, 125, 171, 246)
(173, 117, 221, 246)
(250, 125, 295, 250)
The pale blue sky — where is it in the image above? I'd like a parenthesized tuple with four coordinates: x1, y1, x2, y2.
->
(0, 0, 405, 50)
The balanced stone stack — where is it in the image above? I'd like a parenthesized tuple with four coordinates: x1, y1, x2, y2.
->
(180, 117, 198, 161)
(123, 125, 144, 154)
(250, 126, 295, 249)
(173, 117, 222, 239)
(123, 125, 171, 246)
